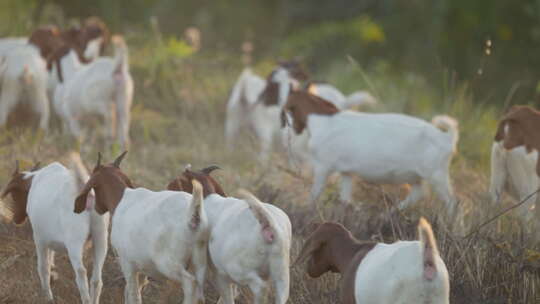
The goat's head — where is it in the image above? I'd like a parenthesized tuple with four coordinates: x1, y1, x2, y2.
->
(295, 222, 354, 277)
(494, 105, 540, 150)
(279, 60, 309, 81)
(74, 151, 132, 215)
(167, 164, 226, 197)
(81, 16, 109, 59)
(1, 161, 40, 225)
(281, 91, 339, 134)
(28, 25, 63, 60)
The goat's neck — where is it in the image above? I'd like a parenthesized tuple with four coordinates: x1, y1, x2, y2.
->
(331, 235, 375, 273)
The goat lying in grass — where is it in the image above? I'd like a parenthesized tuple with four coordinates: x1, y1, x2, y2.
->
(74, 152, 208, 304)
(295, 218, 449, 304)
(1, 153, 109, 304)
(169, 165, 292, 304)
(55, 35, 133, 149)
(225, 62, 376, 162)
(280, 91, 459, 220)
(490, 105, 540, 237)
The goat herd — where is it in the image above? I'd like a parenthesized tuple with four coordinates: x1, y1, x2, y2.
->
(0, 17, 539, 304)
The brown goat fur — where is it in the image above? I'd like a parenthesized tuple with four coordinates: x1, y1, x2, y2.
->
(167, 165, 226, 197)
(1, 161, 41, 225)
(295, 222, 376, 304)
(281, 90, 339, 134)
(28, 25, 63, 60)
(74, 152, 133, 215)
(494, 105, 540, 176)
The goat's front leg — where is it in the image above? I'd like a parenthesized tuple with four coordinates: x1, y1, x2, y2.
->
(339, 173, 354, 203)
(35, 242, 53, 302)
(30, 84, 50, 131)
(489, 143, 507, 205)
(310, 165, 331, 205)
(120, 261, 142, 304)
(67, 245, 91, 304)
(179, 268, 197, 304)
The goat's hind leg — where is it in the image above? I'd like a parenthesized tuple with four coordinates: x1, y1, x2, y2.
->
(67, 245, 91, 304)
(35, 242, 54, 302)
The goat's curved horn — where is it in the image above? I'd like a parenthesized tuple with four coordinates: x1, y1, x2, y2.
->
(113, 151, 128, 168)
(31, 162, 41, 171)
(201, 165, 221, 175)
(13, 160, 19, 175)
(96, 152, 102, 168)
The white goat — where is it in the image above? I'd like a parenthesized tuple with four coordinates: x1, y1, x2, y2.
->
(1, 156, 109, 304)
(281, 91, 459, 216)
(174, 167, 292, 304)
(0, 37, 27, 56)
(0, 44, 50, 130)
(208, 192, 291, 304)
(489, 105, 540, 230)
(295, 218, 449, 304)
(225, 66, 376, 162)
(74, 152, 208, 304)
(55, 35, 133, 149)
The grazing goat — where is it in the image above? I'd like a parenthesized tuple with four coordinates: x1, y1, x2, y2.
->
(489, 105, 540, 227)
(280, 91, 459, 217)
(171, 165, 292, 304)
(295, 218, 449, 304)
(0, 43, 50, 130)
(55, 35, 133, 149)
(1, 154, 109, 304)
(225, 62, 376, 162)
(74, 152, 208, 304)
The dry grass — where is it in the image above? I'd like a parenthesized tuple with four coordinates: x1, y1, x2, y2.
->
(0, 34, 539, 303)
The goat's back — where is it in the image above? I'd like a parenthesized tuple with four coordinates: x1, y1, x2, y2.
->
(111, 188, 202, 277)
(26, 163, 92, 245)
(204, 195, 291, 279)
(308, 112, 455, 182)
(355, 241, 449, 304)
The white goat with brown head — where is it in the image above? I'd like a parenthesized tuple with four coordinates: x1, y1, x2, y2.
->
(74, 152, 208, 304)
(170, 165, 292, 304)
(281, 91, 459, 221)
(489, 105, 540, 236)
(295, 218, 449, 304)
(1, 154, 109, 304)
(55, 35, 133, 149)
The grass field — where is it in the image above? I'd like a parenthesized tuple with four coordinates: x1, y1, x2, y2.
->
(0, 29, 539, 303)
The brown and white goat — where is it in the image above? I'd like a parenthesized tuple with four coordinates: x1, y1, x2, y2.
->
(170, 165, 292, 304)
(295, 219, 449, 304)
(490, 105, 540, 231)
(74, 152, 208, 304)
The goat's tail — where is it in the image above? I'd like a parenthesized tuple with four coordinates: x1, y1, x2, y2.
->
(431, 115, 459, 152)
(345, 91, 377, 109)
(237, 189, 276, 244)
(111, 35, 132, 149)
(20, 65, 33, 85)
(418, 217, 440, 281)
(187, 180, 205, 231)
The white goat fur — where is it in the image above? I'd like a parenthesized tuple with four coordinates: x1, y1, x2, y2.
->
(0, 44, 50, 130)
(0, 37, 27, 56)
(489, 141, 539, 224)
(225, 67, 376, 161)
(203, 191, 292, 304)
(17, 161, 109, 304)
(54, 36, 133, 149)
(294, 109, 459, 214)
(355, 221, 449, 303)
(110, 184, 208, 304)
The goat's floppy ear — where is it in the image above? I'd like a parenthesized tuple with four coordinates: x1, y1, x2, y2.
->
(294, 234, 323, 266)
(113, 151, 128, 168)
(74, 181, 93, 214)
